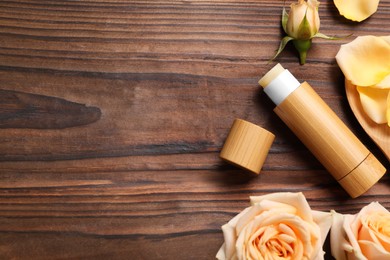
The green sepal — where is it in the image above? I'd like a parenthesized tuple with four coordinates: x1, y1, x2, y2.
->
(282, 7, 289, 34)
(297, 11, 312, 40)
(313, 32, 352, 40)
(271, 36, 294, 62)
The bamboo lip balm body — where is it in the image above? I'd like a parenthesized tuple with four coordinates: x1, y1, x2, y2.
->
(259, 64, 386, 198)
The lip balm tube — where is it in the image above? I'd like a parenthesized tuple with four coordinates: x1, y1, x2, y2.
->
(259, 64, 386, 198)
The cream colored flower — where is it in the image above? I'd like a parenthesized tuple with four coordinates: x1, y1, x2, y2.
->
(330, 202, 390, 260)
(286, 0, 320, 40)
(333, 0, 380, 22)
(336, 35, 390, 127)
(274, 0, 341, 65)
(216, 192, 332, 260)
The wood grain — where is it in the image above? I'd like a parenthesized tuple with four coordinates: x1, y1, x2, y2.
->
(0, 0, 389, 259)
(0, 89, 101, 129)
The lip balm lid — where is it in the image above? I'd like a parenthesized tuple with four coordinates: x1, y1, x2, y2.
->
(338, 153, 386, 198)
(220, 119, 275, 174)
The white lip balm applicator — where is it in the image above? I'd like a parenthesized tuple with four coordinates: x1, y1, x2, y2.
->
(259, 64, 386, 198)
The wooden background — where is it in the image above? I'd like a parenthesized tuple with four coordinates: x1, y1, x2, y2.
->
(0, 0, 389, 259)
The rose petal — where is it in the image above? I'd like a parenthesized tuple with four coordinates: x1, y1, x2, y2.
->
(331, 211, 351, 260)
(371, 37, 390, 90)
(250, 192, 313, 222)
(376, 74, 390, 89)
(359, 240, 390, 259)
(333, 0, 380, 22)
(235, 205, 263, 234)
(336, 36, 390, 87)
(359, 219, 385, 248)
(359, 214, 390, 257)
(263, 214, 312, 256)
(381, 36, 390, 45)
(219, 225, 235, 259)
(359, 203, 390, 251)
(357, 86, 389, 124)
(362, 201, 388, 214)
(344, 214, 368, 259)
(218, 206, 253, 259)
(311, 210, 333, 259)
(251, 199, 297, 215)
(387, 92, 390, 127)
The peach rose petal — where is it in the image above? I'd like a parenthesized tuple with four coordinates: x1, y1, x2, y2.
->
(382, 36, 390, 45)
(359, 240, 390, 259)
(312, 210, 333, 256)
(361, 210, 390, 252)
(388, 92, 390, 127)
(256, 213, 310, 258)
(250, 192, 313, 222)
(358, 222, 390, 258)
(358, 209, 390, 258)
(336, 36, 390, 87)
(217, 206, 252, 259)
(330, 212, 349, 260)
(357, 87, 389, 124)
(235, 205, 263, 234)
(376, 74, 390, 89)
(333, 0, 380, 22)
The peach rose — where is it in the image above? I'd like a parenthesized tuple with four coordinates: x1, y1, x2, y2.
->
(216, 192, 332, 260)
(330, 202, 390, 260)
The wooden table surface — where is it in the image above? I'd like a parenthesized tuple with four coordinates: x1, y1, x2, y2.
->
(0, 1, 389, 259)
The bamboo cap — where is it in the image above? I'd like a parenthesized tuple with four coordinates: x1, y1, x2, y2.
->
(220, 119, 275, 174)
(338, 153, 387, 198)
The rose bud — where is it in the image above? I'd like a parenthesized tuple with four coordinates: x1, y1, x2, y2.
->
(273, 0, 342, 65)
(286, 0, 320, 40)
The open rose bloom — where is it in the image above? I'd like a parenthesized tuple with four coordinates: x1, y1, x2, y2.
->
(216, 192, 332, 260)
(331, 202, 390, 259)
(336, 35, 390, 127)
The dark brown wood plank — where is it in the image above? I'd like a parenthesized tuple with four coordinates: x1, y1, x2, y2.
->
(0, 0, 389, 259)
